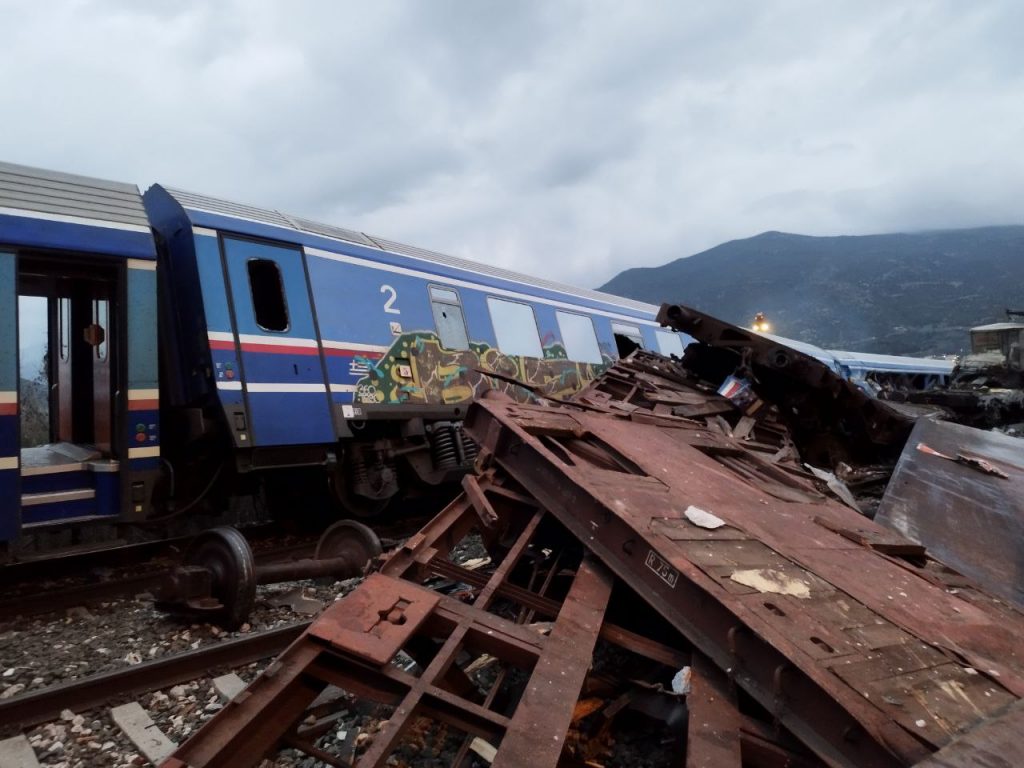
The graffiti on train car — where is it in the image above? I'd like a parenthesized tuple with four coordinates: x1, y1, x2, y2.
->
(352, 331, 614, 405)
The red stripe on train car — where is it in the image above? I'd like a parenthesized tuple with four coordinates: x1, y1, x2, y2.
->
(128, 399, 159, 411)
(0, 403, 17, 416)
(209, 339, 236, 350)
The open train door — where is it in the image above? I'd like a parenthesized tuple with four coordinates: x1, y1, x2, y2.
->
(220, 237, 335, 447)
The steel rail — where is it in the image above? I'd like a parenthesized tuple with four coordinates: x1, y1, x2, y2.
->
(0, 622, 309, 732)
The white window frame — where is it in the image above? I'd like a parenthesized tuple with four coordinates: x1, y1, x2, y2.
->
(556, 310, 603, 364)
(486, 297, 544, 358)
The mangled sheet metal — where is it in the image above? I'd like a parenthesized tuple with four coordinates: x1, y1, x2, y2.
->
(656, 303, 915, 468)
(163, 333, 1024, 768)
(876, 418, 1024, 608)
(161, 475, 738, 768)
(466, 384, 1024, 766)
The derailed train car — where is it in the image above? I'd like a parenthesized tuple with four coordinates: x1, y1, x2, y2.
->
(0, 161, 686, 558)
(0, 159, 955, 560)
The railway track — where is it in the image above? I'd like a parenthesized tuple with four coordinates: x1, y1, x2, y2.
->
(0, 622, 310, 734)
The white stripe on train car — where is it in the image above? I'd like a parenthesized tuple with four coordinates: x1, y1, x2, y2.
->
(0, 456, 19, 471)
(330, 384, 358, 393)
(128, 388, 159, 400)
(192, 226, 219, 238)
(237, 334, 318, 348)
(128, 446, 160, 459)
(0, 205, 153, 234)
(216, 381, 243, 390)
(245, 383, 328, 393)
(304, 246, 664, 327)
(208, 331, 236, 343)
(0, 391, 15, 404)
(321, 340, 390, 353)
(126, 258, 157, 271)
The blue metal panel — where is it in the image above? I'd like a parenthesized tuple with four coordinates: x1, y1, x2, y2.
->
(0, 213, 155, 260)
(245, 392, 336, 445)
(195, 234, 236, 334)
(21, 498, 97, 524)
(223, 238, 317, 338)
(0, 251, 17, 542)
(20, 470, 92, 494)
(180, 207, 657, 325)
(127, 267, 159, 389)
(0, 252, 15, 392)
(221, 238, 334, 446)
(0, 468, 17, 540)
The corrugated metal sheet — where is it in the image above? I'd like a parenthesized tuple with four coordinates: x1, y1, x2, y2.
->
(164, 187, 296, 230)
(289, 216, 376, 248)
(0, 161, 148, 228)
(165, 187, 659, 315)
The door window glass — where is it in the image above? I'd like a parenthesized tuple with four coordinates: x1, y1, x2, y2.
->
(556, 311, 602, 364)
(247, 259, 289, 332)
(429, 286, 470, 350)
(18, 295, 50, 447)
(487, 298, 543, 358)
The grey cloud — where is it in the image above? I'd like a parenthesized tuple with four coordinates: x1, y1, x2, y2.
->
(1, 1, 1022, 286)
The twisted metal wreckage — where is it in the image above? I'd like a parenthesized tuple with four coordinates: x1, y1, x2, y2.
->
(160, 304, 1024, 768)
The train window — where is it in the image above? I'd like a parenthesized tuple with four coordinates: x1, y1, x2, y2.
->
(487, 297, 543, 358)
(247, 259, 289, 332)
(556, 311, 602, 364)
(58, 297, 70, 362)
(611, 322, 645, 358)
(93, 300, 109, 361)
(429, 285, 470, 350)
(655, 329, 685, 358)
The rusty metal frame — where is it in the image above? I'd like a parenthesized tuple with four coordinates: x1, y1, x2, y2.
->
(162, 476, 634, 767)
(465, 395, 1024, 767)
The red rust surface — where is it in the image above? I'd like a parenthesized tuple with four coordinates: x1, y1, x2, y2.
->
(466, 390, 1024, 767)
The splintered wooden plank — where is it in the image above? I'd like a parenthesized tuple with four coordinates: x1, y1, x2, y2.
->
(686, 654, 741, 768)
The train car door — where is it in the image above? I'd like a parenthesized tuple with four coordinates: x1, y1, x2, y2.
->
(16, 256, 120, 522)
(221, 237, 334, 446)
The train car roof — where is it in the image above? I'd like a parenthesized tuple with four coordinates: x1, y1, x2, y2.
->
(970, 322, 1024, 332)
(0, 160, 155, 258)
(828, 349, 956, 374)
(156, 185, 662, 320)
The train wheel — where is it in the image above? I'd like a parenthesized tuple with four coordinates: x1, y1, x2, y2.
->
(183, 526, 257, 629)
(315, 520, 383, 575)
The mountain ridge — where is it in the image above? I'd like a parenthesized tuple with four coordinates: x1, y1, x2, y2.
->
(598, 225, 1024, 357)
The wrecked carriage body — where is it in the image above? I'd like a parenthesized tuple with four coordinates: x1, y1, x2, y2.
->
(881, 319, 1024, 429)
(0, 160, 691, 556)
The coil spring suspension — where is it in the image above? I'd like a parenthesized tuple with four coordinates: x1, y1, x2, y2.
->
(428, 421, 477, 471)
(429, 421, 460, 470)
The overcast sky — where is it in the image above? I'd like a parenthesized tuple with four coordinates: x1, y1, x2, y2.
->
(2, 0, 1023, 287)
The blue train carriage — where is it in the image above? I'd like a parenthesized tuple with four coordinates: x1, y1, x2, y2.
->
(142, 185, 690, 514)
(0, 162, 160, 557)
